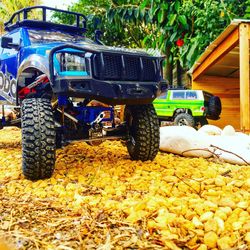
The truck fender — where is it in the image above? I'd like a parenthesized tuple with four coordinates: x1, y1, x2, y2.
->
(16, 55, 51, 102)
(17, 54, 50, 82)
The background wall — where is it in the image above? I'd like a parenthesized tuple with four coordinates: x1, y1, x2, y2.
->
(193, 75, 240, 129)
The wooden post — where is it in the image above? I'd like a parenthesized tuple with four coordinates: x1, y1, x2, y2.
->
(239, 23, 250, 132)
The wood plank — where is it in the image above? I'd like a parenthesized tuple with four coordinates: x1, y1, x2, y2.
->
(192, 76, 240, 129)
(192, 75, 239, 85)
(193, 28, 239, 80)
(239, 23, 250, 131)
(208, 118, 240, 130)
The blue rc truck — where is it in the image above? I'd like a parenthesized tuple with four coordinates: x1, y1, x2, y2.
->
(0, 6, 165, 180)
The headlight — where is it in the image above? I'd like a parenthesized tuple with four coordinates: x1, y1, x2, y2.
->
(56, 52, 86, 72)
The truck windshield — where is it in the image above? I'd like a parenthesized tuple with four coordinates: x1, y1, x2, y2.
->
(28, 29, 91, 44)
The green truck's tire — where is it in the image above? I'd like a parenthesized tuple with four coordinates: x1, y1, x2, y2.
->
(21, 98, 56, 180)
(207, 96, 222, 120)
(125, 104, 159, 161)
(174, 113, 195, 127)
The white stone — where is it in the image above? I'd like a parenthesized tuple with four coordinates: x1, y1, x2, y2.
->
(221, 125, 235, 136)
(198, 124, 222, 136)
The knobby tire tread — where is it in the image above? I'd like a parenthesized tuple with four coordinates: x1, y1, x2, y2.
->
(21, 98, 56, 180)
(126, 104, 159, 161)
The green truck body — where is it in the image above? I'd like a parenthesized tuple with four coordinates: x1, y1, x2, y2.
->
(153, 89, 222, 127)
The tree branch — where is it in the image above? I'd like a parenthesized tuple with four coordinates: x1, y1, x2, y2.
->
(181, 145, 249, 165)
(181, 148, 219, 158)
(210, 145, 249, 165)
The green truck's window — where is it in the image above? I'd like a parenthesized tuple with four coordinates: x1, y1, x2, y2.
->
(186, 91, 198, 99)
(172, 91, 185, 99)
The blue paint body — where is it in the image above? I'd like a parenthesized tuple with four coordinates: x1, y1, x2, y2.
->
(0, 27, 90, 105)
(0, 25, 113, 124)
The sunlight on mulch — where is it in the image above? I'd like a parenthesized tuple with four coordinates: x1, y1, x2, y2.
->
(0, 127, 249, 249)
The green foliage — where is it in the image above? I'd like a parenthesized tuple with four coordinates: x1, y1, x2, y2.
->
(244, 0, 250, 18)
(0, 0, 41, 33)
(53, 0, 146, 48)
(177, 0, 229, 68)
(176, 0, 248, 68)
(105, 0, 249, 69)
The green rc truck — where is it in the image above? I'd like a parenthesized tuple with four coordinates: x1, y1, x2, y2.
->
(0, 6, 166, 180)
(153, 89, 222, 127)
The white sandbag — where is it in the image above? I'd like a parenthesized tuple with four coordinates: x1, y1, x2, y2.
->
(209, 134, 250, 148)
(160, 126, 196, 139)
(213, 147, 250, 165)
(160, 126, 212, 158)
(198, 125, 222, 135)
(160, 126, 196, 147)
(160, 125, 250, 165)
(236, 132, 250, 139)
(208, 135, 250, 165)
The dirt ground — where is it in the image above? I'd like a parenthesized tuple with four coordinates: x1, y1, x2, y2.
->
(0, 127, 249, 250)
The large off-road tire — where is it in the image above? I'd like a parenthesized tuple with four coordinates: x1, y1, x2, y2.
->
(207, 96, 222, 120)
(174, 113, 195, 127)
(125, 104, 159, 161)
(21, 98, 56, 180)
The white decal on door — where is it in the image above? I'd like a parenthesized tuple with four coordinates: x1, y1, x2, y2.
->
(0, 70, 17, 104)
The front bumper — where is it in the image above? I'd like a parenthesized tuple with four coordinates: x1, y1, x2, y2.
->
(49, 44, 165, 105)
(53, 76, 163, 105)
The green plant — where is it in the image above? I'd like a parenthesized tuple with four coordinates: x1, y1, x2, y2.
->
(107, 0, 248, 69)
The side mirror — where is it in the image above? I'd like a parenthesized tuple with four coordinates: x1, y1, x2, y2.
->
(1, 37, 19, 50)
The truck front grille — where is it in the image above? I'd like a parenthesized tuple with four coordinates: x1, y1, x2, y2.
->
(92, 53, 158, 82)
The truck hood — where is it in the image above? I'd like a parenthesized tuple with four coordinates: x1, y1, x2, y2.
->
(26, 41, 159, 58)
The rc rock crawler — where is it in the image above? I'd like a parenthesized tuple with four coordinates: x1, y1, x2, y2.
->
(0, 6, 165, 180)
